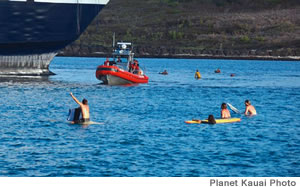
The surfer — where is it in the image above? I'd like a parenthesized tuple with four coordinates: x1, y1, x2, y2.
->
(70, 92, 90, 123)
(244, 100, 257, 116)
(195, 69, 201, 79)
(207, 115, 216, 124)
(221, 103, 231, 118)
(192, 115, 216, 124)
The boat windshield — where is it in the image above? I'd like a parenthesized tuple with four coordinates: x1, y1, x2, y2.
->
(116, 57, 127, 63)
(114, 56, 129, 70)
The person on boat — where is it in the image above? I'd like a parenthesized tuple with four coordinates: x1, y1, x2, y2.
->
(195, 69, 201, 79)
(117, 57, 122, 63)
(244, 100, 257, 116)
(128, 61, 133, 72)
(130, 60, 137, 72)
(159, 70, 168, 75)
(138, 69, 144, 76)
(70, 92, 90, 123)
(133, 59, 139, 66)
(221, 103, 231, 119)
(109, 60, 116, 66)
(135, 64, 140, 73)
(132, 59, 139, 74)
(104, 57, 109, 66)
(215, 68, 221, 73)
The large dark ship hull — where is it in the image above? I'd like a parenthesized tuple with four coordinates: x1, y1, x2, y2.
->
(0, 0, 108, 75)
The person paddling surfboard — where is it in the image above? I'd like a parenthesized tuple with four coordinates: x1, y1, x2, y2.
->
(244, 100, 257, 116)
(221, 103, 231, 119)
(70, 92, 90, 124)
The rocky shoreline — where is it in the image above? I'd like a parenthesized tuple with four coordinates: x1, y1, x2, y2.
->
(57, 52, 300, 61)
(58, 45, 300, 61)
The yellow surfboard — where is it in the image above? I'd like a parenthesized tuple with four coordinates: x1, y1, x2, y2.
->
(185, 118, 241, 124)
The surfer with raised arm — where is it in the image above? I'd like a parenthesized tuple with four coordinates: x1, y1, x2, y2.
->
(70, 92, 90, 123)
(244, 100, 257, 116)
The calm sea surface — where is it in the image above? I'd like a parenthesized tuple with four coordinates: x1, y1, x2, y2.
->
(0, 57, 300, 177)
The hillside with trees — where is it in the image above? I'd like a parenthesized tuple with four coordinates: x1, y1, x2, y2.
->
(61, 0, 300, 59)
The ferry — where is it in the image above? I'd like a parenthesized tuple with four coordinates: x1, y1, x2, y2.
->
(0, 0, 109, 75)
(96, 42, 149, 85)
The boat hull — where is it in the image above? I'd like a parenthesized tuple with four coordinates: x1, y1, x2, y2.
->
(0, 53, 57, 75)
(0, 0, 107, 75)
(96, 65, 149, 85)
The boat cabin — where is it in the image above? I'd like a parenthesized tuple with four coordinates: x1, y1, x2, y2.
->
(112, 42, 134, 71)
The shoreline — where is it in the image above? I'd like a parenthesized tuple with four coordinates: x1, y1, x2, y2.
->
(57, 53, 300, 61)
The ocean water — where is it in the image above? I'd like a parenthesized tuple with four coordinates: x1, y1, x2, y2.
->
(0, 57, 299, 177)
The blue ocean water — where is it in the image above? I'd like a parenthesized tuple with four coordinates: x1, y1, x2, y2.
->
(0, 57, 300, 177)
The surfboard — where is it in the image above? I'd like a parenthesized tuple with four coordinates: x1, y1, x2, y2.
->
(67, 108, 82, 121)
(185, 118, 241, 124)
(185, 119, 202, 124)
(67, 108, 103, 125)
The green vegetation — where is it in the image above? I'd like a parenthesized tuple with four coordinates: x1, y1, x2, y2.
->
(62, 0, 300, 57)
(240, 36, 250, 43)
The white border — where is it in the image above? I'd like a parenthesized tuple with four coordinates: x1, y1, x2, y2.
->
(0, 178, 299, 187)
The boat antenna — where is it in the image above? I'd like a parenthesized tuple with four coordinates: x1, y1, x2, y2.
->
(112, 32, 115, 48)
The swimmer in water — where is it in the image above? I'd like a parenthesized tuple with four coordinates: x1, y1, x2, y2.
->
(159, 70, 168, 75)
(70, 92, 90, 123)
(195, 69, 201, 79)
(215, 68, 221, 73)
(244, 100, 257, 116)
(221, 103, 231, 119)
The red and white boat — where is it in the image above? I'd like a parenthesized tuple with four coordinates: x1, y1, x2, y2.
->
(96, 42, 149, 85)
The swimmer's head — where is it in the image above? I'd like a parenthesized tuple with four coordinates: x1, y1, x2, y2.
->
(82, 99, 88, 105)
(221, 103, 227, 109)
(208, 115, 216, 124)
